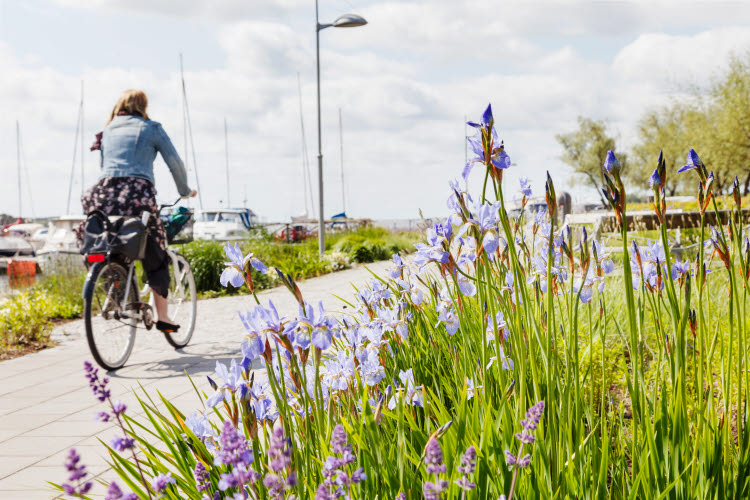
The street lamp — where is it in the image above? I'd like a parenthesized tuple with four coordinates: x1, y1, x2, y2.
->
(315, 0, 367, 256)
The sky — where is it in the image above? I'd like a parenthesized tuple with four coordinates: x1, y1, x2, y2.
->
(1, 0, 750, 222)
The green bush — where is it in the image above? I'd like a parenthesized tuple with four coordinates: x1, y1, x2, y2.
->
(177, 227, 418, 295)
(0, 290, 53, 347)
(331, 227, 419, 263)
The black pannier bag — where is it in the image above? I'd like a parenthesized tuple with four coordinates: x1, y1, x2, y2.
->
(80, 210, 149, 261)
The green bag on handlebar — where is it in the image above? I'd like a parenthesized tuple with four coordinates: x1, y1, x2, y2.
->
(164, 206, 192, 244)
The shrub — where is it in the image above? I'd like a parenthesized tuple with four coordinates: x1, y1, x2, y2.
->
(0, 290, 53, 347)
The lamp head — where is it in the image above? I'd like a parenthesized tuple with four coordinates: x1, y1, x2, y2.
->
(332, 14, 367, 28)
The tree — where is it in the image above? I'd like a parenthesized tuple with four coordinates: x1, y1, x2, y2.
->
(629, 51, 750, 196)
(706, 53, 750, 195)
(629, 102, 704, 195)
(556, 117, 627, 208)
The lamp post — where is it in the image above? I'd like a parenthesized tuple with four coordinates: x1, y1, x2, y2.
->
(315, 0, 367, 256)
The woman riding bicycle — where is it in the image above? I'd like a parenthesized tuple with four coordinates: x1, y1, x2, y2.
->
(79, 89, 197, 334)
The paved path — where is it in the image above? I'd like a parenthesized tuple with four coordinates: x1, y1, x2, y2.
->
(0, 259, 392, 499)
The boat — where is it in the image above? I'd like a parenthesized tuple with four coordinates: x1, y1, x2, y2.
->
(35, 215, 87, 272)
(193, 208, 257, 240)
(0, 236, 35, 258)
(5, 223, 46, 249)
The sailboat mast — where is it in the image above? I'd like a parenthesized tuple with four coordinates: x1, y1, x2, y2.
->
(180, 53, 189, 175)
(80, 81, 85, 197)
(65, 87, 83, 214)
(180, 54, 203, 209)
(16, 121, 22, 218)
(464, 115, 467, 165)
(297, 72, 314, 217)
(224, 118, 230, 207)
(20, 126, 35, 220)
(339, 108, 345, 214)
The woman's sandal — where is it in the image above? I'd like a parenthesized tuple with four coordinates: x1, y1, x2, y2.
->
(156, 321, 180, 334)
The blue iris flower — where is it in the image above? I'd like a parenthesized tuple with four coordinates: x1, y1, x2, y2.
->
(519, 177, 532, 197)
(678, 148, 703, 173)
(649, 168, 661, 188)
(220, 243, 268, 288)
(206, 360, 243, 408)
(603, 150, 621, 174)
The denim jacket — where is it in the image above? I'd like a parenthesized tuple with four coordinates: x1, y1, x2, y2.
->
(99, 115, 191, 196)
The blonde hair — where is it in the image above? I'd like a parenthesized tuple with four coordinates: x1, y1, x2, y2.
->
(107, 89, 150, 125)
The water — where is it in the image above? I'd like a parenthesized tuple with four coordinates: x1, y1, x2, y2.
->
(0, 273, 37, 298)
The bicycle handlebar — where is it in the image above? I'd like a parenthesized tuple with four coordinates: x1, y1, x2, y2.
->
(159, 197, 187, 211)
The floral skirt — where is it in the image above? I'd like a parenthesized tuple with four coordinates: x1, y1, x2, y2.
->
(77, 176, 170, 297)
(78, 176, 167, 251)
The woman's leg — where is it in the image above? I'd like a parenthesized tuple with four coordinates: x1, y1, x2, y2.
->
(142, 234, 175, 325)
(154, 292, 170, 323)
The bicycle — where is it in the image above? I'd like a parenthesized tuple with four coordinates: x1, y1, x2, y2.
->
(82, 199, 197, 371)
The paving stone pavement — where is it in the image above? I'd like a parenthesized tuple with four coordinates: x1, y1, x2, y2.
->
(0, 259, 392, 499)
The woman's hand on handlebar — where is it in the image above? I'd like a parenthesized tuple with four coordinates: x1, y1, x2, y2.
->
(183, 190, 198, 199)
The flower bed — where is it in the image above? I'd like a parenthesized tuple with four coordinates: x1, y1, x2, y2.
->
(53, 104, 750, 499)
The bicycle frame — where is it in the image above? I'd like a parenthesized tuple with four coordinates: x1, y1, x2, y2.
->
(118, 247, 186, 324)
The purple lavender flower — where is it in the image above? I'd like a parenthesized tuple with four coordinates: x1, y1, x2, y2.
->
(84, 361, 110, 402)
(455, 445, 477, 491)
(425, 438, 447, 474)
(61, 448, 93, 497)
(215, 422, 260, 494)
(214, 421, 254, 468)
(105, 481, 138, 500)
(110, 436, 135, 452)
(316, 425, 366, 499)
(150, 471, 176, 494)
(423, 438, 449, 499)
(194, 461, 210, 493)
(505, 400, 544, 470)
(218, 463, 261, 492)
(220, 242, 268, 288)
(111, 400, 127, 415)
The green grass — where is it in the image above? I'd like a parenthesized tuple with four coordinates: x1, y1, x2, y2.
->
(0, 265, 84, 352)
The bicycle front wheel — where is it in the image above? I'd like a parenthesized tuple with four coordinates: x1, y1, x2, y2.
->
(163, 253, 196, 348)
(84, 261, 138, 370)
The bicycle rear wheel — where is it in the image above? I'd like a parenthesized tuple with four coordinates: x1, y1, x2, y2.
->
(84, 261, 138, 370)
(163, 253, 196, 348)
